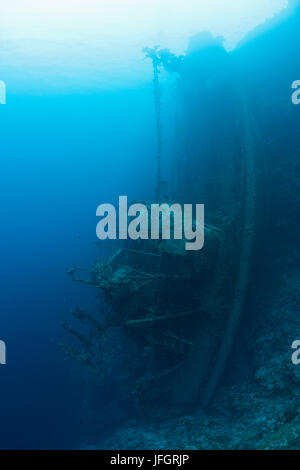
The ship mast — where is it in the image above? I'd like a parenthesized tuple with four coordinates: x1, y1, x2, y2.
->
(144, 46, 162, 202)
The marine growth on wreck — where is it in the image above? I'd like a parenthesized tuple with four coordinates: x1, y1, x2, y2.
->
(60, 3, 300, 449)
(63, 36, 265, 418)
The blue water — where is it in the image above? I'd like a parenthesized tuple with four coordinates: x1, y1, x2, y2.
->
(0, 90, 158, 448)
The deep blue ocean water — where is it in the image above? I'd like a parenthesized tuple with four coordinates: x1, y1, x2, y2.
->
(0, 90, 159, 448)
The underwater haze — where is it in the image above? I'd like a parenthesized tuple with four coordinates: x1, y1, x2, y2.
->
(1, 0, 300, 450)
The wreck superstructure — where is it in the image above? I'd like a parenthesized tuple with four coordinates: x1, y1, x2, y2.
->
(62, 34, 262, 416)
